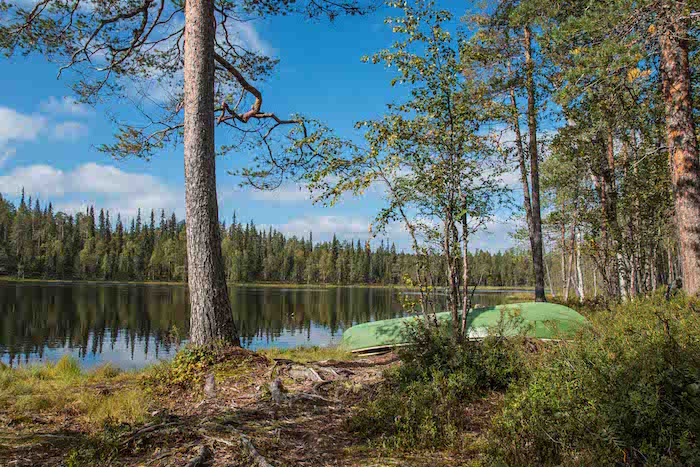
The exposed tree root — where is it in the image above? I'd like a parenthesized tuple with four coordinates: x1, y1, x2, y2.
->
(199, 430, 273, 467)
(119, 421, 182, 447)
(268, 378, 336, 405)
(184, 444, 212, 467)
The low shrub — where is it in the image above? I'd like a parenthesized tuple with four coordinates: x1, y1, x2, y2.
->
(147, 341, 257, 389)
(348, 310, 530, 450)
(489, 295, 700, 466)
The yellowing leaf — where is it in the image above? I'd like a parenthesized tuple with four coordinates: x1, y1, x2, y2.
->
(627, 68, 641, 81)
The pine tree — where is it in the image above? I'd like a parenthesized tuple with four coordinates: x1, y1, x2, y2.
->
(98, 209, 106, 239)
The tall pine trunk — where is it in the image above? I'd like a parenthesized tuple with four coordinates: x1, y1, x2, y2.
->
(604, 128, 624, 299)
(184, 0, 239, 346)
(524, 26, 546, 302)
(659, 3, 700, 295)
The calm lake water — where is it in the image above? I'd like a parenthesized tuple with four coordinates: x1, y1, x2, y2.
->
(0, 281, 518, 369)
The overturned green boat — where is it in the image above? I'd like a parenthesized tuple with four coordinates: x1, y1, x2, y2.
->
(340, 302, 588, 353)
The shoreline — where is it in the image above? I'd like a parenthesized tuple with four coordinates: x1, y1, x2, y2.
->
(0, 276, 534, 292)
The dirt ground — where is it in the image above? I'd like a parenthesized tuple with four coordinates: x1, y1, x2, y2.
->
(0, 351, 494, 466)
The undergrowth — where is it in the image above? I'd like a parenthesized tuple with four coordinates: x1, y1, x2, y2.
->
(146, 340, 261, 390)
(348, 309, 531, 451)
(489, 294, 700, 466)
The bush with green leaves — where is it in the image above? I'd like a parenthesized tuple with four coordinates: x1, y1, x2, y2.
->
(348, 310, 530, 450)
(489, 295, 700, 466)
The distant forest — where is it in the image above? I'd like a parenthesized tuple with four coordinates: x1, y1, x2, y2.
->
(0, 192, 534, 287)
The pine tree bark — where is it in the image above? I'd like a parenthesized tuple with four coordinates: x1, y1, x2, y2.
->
(659, 2, 700, 295)
(604, 128, 624, 299)
(184, 0, 239, 346)
(524, 26, 546, 302)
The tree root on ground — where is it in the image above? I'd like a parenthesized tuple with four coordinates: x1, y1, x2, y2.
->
(119, 421, 183, 448)
(268, 359, 355, 383)
(199, 428, 273, 467)
(268, 378, 337, 405)
(184, 444, 212, 467)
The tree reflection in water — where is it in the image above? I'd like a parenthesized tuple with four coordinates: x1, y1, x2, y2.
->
(0, 282, 509, 368)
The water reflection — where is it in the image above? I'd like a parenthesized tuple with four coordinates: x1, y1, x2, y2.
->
(0, 282, 511, 368)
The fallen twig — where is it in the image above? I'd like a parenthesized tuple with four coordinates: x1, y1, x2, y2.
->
(290, 393, 336, 404)
(119, 421, 182, 447)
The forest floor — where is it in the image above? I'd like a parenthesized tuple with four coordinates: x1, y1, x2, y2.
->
(0, 347, 494, 466)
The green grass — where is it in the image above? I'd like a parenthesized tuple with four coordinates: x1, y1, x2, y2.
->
(0, 356, 150, 426)
(260, 345, 355, 363)
(348, 312, 530, 452)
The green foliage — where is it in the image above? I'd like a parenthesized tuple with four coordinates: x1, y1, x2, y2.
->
(349, 313, 529, 450)
(148, 342, 252, 389)
(489, 295, 700, 466)
(167, 345, 218, 387)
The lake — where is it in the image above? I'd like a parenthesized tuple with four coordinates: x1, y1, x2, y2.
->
(0, 281, 520, 369)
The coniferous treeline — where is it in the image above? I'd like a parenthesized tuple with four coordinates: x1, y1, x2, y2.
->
(0, 191, 535, 286)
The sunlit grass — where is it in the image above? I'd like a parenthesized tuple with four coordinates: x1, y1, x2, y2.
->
(0, 345, 360, 429)
(260, 345, 355, 363)
(0, 356, 149, 426)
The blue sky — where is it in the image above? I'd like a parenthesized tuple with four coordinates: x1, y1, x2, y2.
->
(0, 3, 522, 251)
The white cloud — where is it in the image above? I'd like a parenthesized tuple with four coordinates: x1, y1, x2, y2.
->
(0, 104, 92, 159)
(220, 20, 275, 56)
(40, 96, 92, 117)
(0, 148, 15, 169)
(470, 216, 521, 252)
(0, 164, 67, 198)
(249, 184, 313, 203)
(269, 215, 373, 240)
(53, 121, 88, 141)
(0, 107, 46, 147)
(0, 163, 181, 218)
(497, 169, 521, 188)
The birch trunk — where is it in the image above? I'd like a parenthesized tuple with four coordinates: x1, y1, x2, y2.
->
(576, 231, 585, 301)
